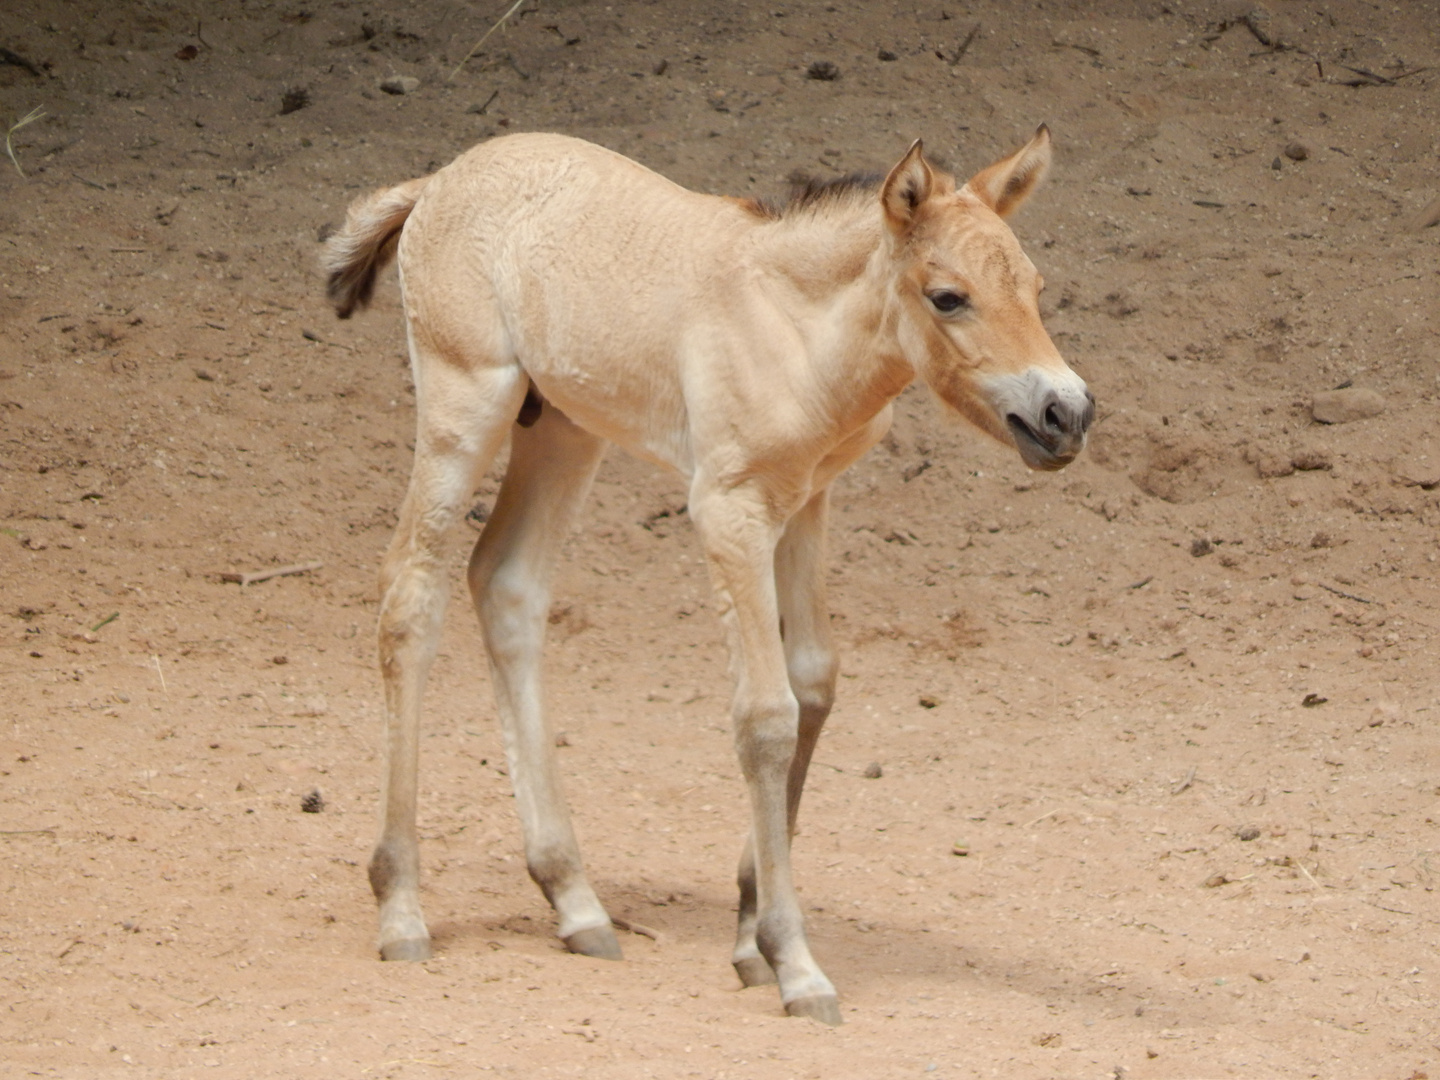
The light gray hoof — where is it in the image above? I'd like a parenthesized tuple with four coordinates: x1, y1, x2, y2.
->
(733, 955, 777, 987)
(564, 924, 623, 960)
(784, 994, 843, 1026)
(379, 937, 432, 962)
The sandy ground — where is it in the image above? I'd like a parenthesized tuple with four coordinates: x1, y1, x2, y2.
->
(2, 1, 1438, 1077)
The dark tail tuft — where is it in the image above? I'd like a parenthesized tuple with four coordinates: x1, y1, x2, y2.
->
(320, 176, 430, 319)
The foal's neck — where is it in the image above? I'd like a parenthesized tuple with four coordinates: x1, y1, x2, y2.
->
(748, 206, 916, 419)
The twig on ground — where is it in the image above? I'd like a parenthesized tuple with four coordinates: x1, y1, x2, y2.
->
(152, 655, 167, 694)
(1239, 12, 1282, 50)
(1317, 582, 1374, 604)
(72, 172, 106, 190)
(6, 105, 46, 178)
(1171, 765, 1197, 796)
(448, 0, 531, 83)
(220, 560, 323, 586)
(1022, 807, 1060, 828)
(611, 916, 662, 943)
(944, 23, 981, 65)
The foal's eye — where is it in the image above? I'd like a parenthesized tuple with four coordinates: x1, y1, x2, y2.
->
(928, 290, 970, 315)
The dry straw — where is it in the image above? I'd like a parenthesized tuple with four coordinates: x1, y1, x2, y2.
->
(5, 106, 45, 178)
(447, 0, 530, 83)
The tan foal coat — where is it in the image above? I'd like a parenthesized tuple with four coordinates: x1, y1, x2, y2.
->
(323, 129, 1092, 1024)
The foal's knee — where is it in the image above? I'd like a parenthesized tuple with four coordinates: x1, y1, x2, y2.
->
(732, 693, 801, 776)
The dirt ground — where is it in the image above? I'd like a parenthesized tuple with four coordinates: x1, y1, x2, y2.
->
(2, 0, 1438, 1076)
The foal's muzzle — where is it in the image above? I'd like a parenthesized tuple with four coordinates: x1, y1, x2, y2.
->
(1006, 387, 1094, 471)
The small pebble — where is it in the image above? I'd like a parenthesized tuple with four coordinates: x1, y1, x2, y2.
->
(1236, 825, 1261, 842)
(272, 655, 288, 665)
(380, 75, 421, 96)
(918, 695, 939, 709)
(862, 761, 883, 779)
(1311, 387, 1385, 424)
(1282, 140, 1310, 162)
(877, 48, 898, 61)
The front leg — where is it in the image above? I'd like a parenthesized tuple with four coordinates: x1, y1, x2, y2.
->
(732, 489, 838, 991)
(690, 481, 841, 1025)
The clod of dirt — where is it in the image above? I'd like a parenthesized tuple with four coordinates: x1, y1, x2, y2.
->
(1190, 537, 1213, 557)
(175, 45, 199, 61)
(271, 655, 288, 665)
(1291, 449, 1332, 471)
(280, 86, 311, 115)
(806, 60, 840, 81)
(918, 695, 939, 709)
(300, 788, 325, 814)
(1203, 873, 1229, 888)
(862, 762, 883, 779)
(877, 48, 898, 61)
(1235, 825, 1261, 842)
(1311, 387, 1385, 424)
(379, 75, 421, 96)
(1282, 141, 1310, 162)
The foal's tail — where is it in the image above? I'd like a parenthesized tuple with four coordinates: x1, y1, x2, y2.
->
(322, 176, 432, 319)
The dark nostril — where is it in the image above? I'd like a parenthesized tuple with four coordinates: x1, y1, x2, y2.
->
(1044, 403, 1063, 433)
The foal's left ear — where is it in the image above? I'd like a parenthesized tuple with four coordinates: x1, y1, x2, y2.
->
(964, 124, 1052, 219)
(881, 139, 935, 234)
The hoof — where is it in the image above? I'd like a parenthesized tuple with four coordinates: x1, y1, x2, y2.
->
(733, 955, 777, 987)
(379, 937, 432, 962)
(784, 994, 843, 1026)
(564, 924, 623, 960)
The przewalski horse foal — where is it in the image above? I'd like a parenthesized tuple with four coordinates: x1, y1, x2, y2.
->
(323, 129, 1092, 1024)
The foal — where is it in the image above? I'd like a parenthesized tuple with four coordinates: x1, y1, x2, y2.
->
(324, 129, 1092, 1024)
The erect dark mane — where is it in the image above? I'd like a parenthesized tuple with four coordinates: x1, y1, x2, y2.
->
(743, 171, 884, 221)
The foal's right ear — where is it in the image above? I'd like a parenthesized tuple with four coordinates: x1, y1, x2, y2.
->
(881, 139, 935, 234)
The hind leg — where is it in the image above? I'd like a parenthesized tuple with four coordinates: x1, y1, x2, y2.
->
(370, 342, 526, 962)
(467, 402, 618, 958)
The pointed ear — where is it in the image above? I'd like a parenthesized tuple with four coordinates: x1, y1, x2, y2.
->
(965, 124, 1052, 218)
(881, 139, 935, 233)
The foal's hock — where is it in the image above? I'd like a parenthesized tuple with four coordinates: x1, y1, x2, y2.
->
(324, 129, 1093, 1024)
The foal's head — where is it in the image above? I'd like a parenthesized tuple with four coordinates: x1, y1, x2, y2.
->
(881, 127, 1093, 471)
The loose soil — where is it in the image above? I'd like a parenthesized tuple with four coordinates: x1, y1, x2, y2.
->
(2, 2, 1438, 1078)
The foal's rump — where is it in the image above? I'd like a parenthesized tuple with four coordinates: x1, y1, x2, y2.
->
(325, 134, 746, 471)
